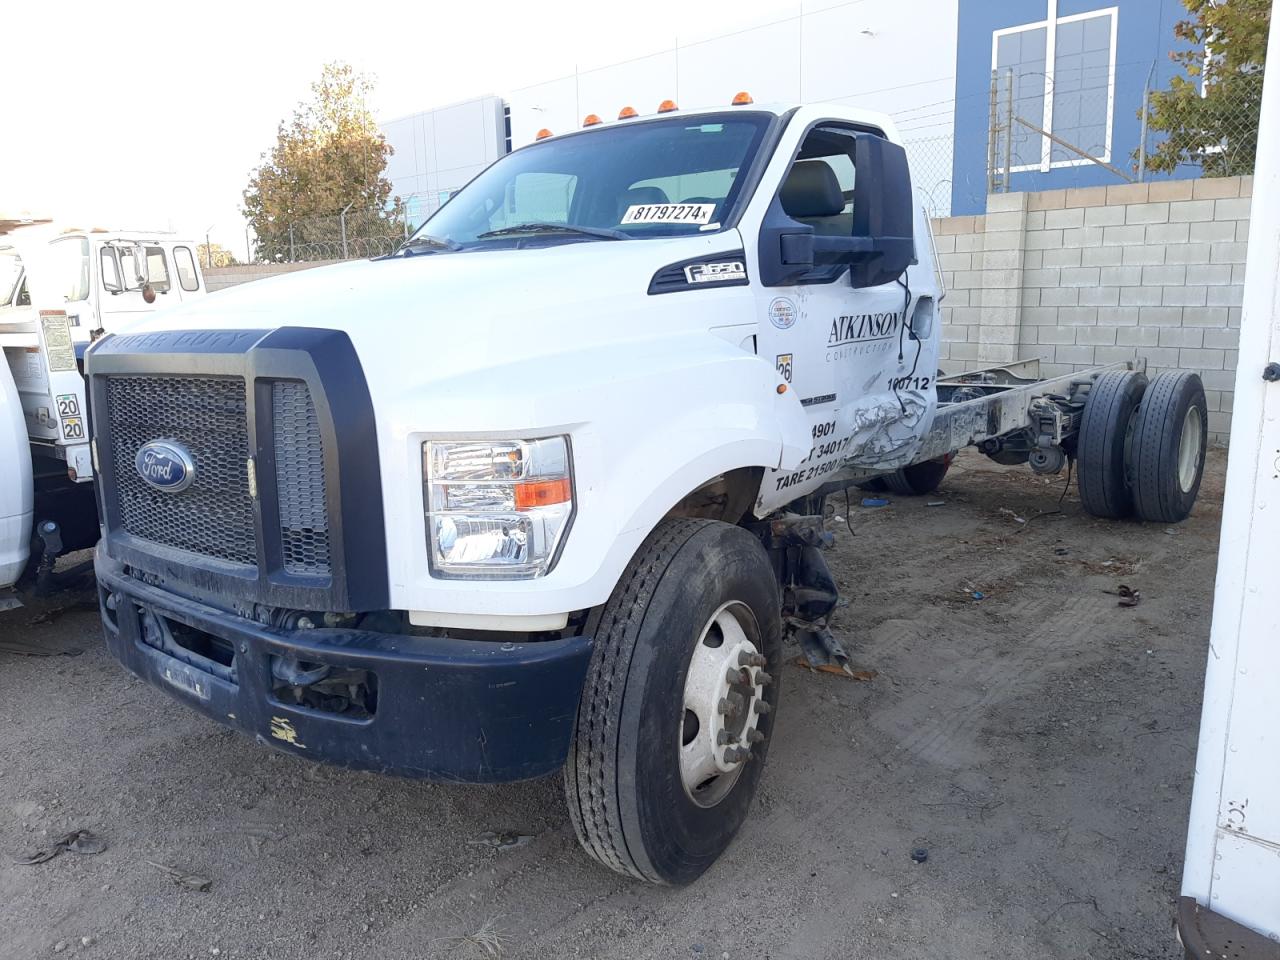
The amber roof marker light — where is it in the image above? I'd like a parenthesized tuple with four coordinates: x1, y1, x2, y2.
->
(657, 99, 678, 113)
(582, 114, 602, 127)
(535, 128, 553, 140)
(731, 91, 754, 105)
(618, 106, 638, 119)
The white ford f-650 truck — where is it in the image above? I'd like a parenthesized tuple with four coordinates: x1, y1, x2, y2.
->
(86, 100, 1207, 884)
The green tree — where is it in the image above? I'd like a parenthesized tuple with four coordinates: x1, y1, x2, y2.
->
(243, 62, 401, 261)
(1141, 0, 1270, 177)
(197, 242, 238, 268)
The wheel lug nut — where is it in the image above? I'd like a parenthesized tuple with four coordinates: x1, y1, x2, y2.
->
(753, 700, 771, 715)
(737, 650, 757, 667)
(717, 697, 735, 715)
(724, 746, 749, 763)
(717, 729, 733, 745)
(746, 728, 765, 744)
(754, 671, 773, 686)
(725, 668, 740, 685)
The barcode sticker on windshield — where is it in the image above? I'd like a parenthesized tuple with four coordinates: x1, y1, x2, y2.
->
(621, 203, 716, 225)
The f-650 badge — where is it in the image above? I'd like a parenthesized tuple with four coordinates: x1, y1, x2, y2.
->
(684, 261, 746, 284)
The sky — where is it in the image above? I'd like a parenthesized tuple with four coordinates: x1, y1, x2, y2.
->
(4, 0, 817, 256)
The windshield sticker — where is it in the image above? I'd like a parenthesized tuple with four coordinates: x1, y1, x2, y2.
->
(621, 203, 716, 225)
(769, 297, 797, 330)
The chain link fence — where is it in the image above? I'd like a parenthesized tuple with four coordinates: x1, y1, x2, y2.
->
(986, 65, 1262, 193)
(903, 134, 955, 218)
(245, 190, 451, 263)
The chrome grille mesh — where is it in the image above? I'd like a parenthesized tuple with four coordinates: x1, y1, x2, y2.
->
(105, 376, 257, 566)
(272, 381, 331, 576)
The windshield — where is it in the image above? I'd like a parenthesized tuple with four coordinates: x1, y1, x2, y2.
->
(407, 112, 772, 251)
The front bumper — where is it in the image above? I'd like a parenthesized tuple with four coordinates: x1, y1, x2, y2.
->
(95, 546, 593, 783)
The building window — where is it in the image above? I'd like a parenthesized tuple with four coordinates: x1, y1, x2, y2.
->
(992, 5, 1117, 173)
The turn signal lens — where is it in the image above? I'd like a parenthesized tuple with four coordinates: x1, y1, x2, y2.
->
(618, 105, 638, 119)
(514, 477, 572, 509)
(657, 99, 678, 113)
(535, 128, 553, 140)
(731, 91, 754, 105)
(582, 114, 602, 127)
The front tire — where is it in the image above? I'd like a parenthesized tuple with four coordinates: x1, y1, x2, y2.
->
(564, 518, 782, 884)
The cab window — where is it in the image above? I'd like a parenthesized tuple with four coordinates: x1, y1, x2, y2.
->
(100, 248, 122, 293)
(51, 237, 91, 302)
(778, 126, 858, 238)
(173, 246, 200, 292)
(145, 247, 171, 293)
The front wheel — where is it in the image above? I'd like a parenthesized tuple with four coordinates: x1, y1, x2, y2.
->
(564, 518, 782, 884)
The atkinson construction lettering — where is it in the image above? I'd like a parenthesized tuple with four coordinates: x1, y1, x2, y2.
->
(828, 312, 901, 345)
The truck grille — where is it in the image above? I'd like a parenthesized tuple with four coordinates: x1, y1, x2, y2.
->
(272, 381, 331, 576)
(105, 375, 258, 567)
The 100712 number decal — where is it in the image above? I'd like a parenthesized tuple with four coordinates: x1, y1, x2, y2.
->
(887, 376, 931, 391)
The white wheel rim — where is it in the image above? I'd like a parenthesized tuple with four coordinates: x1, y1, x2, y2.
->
(1178, 406, 1203, 493)
(679, 601, 769, 808)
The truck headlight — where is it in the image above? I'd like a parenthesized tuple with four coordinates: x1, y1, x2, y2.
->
(423, 437, 574, 579)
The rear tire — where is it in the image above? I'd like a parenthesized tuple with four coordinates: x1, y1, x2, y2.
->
(564, 518, 781, 884)
(1130, 372, 1208, 523)
(882, 456, 952, 496)
(1077, 370, 1148, 519)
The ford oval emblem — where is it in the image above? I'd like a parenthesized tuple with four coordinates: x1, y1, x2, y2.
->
(135, 440, 196, 492)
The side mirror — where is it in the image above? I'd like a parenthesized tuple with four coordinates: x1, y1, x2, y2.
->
(848, 135, 915, 288)
(757, 134, 915, 288)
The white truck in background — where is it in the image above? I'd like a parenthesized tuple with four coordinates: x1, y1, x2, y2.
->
(0, 221, 207, 597)
(84, 98, 1208, 883)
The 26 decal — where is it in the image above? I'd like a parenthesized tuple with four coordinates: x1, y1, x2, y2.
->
(775, 353, 793, 383)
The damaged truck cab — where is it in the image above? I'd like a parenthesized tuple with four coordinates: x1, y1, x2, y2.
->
(88, 100, 1205, 884)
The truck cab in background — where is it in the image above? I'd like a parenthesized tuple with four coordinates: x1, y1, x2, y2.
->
(0, 223, 206, 595)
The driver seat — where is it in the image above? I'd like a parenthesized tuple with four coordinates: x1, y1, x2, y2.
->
(780, 160, 850, 236)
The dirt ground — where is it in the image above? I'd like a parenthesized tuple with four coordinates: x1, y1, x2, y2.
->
(0, 449, 1226, 960)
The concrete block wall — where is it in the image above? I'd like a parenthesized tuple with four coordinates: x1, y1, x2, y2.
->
(933, 176, 1252, 438)
(203, 260, 337, 292)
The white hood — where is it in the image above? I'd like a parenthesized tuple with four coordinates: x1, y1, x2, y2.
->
(116, 235, 752, 383)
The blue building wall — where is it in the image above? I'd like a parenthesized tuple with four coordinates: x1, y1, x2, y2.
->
(951, 0, 1197, 214)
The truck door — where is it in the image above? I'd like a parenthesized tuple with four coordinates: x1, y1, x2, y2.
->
(754, 123, 927, 512)
(48, 237, 97, 345)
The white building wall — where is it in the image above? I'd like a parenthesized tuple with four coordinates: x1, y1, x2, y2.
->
(384, 1, 960, 218)
(381, 94, 507, 224)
